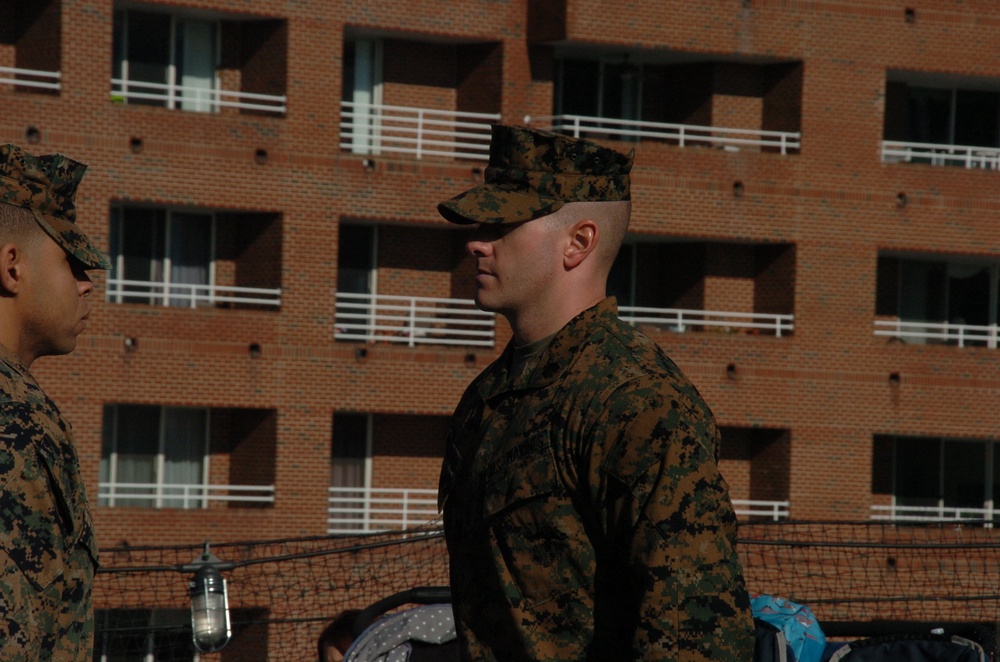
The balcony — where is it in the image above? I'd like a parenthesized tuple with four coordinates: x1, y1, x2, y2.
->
(733, 499, 790, 521)
(325, 489, 787, 534)
(108, 206, 282, 310)
(335, 292, 495, 347)
(611, 240, 796, 338)
(0, 65, 60, 91)
(98, 482, 275, 509)
(620, 305, 793, 337)
(111, 78, 286, 114)
(112, 8, 287, 116)
(107, 279, 281, 309)
(874, 319, 1000, 349)
(527, 114, 801, 155)
(340, 101, 498, 161)
(881, 140, 1000, 170)
(870, 504, 996, 525)
(0, 0, 60, 96)
(875, 253, 1000, 348)
(327, 486, 438, 534)
(882, 74, 1000, 171)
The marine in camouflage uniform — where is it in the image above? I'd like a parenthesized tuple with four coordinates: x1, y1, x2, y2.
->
(437, 126, 755, 660)
(0, 144, 109, 660)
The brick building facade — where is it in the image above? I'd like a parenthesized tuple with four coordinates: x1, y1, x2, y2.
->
(3, 0, 1000, 655)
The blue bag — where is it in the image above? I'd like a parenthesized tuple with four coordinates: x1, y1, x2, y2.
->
(752, 594, 827, 662)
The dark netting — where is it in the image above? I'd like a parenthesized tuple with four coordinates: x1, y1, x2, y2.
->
(93, 521, 1000, 660)
(94, 524, 450, 661)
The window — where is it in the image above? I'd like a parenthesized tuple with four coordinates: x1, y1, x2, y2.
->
(100, 405, 208, 509)
(94, 607, 267, 661)
(555, 56, 642, 132)
(0, 0, 62, 93)
(883, 74, 1000, 167)
(336, 223, 376, 296)
(329, 413, 372, 531)
(876, 253, 1000, 347)
(342, 38, 384, 154)
(94, 609, 195, 662)
(112, 9, 218, 111)
(609, 239, 796, 336)
(109, 206, 213, 307)
(879, 435, 998, 521)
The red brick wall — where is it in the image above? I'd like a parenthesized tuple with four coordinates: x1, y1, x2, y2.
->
(1, 0, 998, 560)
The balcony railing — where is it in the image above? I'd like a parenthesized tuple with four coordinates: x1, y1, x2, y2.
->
(0, 66, 61, 91)
(340, 101, 499, 160)
(327, 486, 439, 534)
(870, 503, 996, 525)
(620, 305, 794, 337)
(110, 78, 287, 114)
(335, 292, 496, 347)
(881, 140, 1000, 170)
(107, 278, 282, 308)
(733, 499, 790, 521)
(874, 319, 999, 349)
(99, 482, 276, 509)
(525, 114, 801, 155)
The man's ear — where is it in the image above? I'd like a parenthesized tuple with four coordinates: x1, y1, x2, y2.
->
(563, 220, 598, 270)
(0, 243, 24, 295)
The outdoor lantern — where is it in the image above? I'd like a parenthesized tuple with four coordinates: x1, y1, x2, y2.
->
(188, 551, 232, 652)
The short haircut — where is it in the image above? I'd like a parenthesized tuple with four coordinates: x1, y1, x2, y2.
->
(543, 200, 632, 276)
(0, 202, 44, 248)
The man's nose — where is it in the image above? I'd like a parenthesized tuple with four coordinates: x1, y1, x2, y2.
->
(466, 238, 491, 257)
(78, 273, 94, 297)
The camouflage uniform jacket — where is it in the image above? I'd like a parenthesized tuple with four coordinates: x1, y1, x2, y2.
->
(0, 344, 99, 660)
(439, 298, 754, 661)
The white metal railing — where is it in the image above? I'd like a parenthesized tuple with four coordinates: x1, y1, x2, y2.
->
(110, 78, 287, 114)
(327, 486, 439, 534)
(620, 305, 794, 337)
(106, 278, 281, 308)
(870, 503, 996, 525)
(733, 499, 790, 521)
(0, 66, 61, 91)
(874, 319, 999, 349)
(99, 482, 275, 509)
(340, 101, 499, 160)
(525, 114, 801, 155)
(335, 292, 496, 347)
(881, 140, 1000, 170)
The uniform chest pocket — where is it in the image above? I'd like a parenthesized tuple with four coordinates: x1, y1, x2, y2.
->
(483, 445, 595, 609)
(0, 453, 68, 592)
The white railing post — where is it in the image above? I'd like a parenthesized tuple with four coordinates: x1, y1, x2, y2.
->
(415, 109, 425, 159)
(408, 297, 418, 348)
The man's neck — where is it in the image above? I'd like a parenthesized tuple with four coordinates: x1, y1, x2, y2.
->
(508, 292, 606, 345)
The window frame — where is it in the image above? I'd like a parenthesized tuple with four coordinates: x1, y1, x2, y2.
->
(109, 204, 218, 308)
(100, 404, 211, 509)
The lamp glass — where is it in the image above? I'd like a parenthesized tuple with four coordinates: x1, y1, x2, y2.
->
(190, 565, 231, 652)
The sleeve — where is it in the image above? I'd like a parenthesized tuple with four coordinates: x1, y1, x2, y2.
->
(583, 376, 755, 662)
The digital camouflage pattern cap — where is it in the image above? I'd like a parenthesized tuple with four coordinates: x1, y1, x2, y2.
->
(438, 124, 633, 225)
(0, 143, 110, 269)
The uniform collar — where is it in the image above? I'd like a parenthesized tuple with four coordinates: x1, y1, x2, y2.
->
(0, 342, 31, 379)
(477, 297, 619, 399)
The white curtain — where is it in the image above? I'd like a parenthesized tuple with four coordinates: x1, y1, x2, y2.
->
(351, 39, 382, 154)
(168, 212, 211, 307)
(105, 405, 160, 507)
(162, 408, 208, 508)
(178, 19, 217, 112)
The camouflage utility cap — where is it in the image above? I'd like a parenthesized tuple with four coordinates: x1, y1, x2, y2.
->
(438, 124, 633, 225)
(0, 144, 110, 270)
